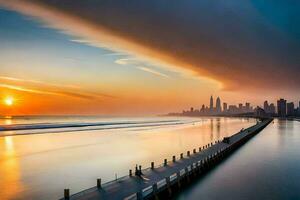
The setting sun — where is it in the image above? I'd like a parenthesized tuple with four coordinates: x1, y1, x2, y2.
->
(4, 97, 14, 106)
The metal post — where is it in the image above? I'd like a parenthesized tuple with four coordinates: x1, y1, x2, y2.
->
(64, 189, 70, 200)
(187, 151, 190, 156)
(186, 167, 190, 183)
(177, 172, 181, 188)
(180, 153, 183, 159)
(135, 164, 138, 175)
(151, 162, 154, 169)
(164, 159, 167, 166)
(136, 191, 143, 200)
(152, 183, 159, 199)
(129, 169, 132, 176)
(193, 149, 196, 154)
(166, 177, 172, 196)
(97, 178, 101, 188)
(172, 156, 176, 162)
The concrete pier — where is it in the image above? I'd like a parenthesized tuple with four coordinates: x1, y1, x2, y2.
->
(60, 119, 272, 200)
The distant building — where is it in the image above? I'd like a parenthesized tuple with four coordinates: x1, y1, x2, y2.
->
(264, 101, 269, 113)
(255, 106, 267, 117)
(245, 103, 251, 112)
(190, 107, 194, 113)
(216, 97, 222, 113)
(263, 101, 275, 115)
(200, 104, 205, 113)
(228, 105, 238, 114)
(238, 103, 243, 113)
(223, 103, 228, 112)
(269, 103, 276, 114)
(287, 102, 295, 116)
(277, 98, 287, 117)
(210, 96, 214, 112)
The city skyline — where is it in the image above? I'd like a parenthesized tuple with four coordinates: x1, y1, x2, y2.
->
(171, 96, 300, 117)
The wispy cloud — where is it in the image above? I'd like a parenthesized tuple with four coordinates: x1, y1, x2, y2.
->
(0, 76, 80, 89)
(0, 76, 116, 100)
(114, 57, 171, 79)
(0, 83, 116, 100)
(137, 66, 169, 78)
(0, 83, 56, 95)
(102, 52, 128, 57)
(114, 58, 137, 65)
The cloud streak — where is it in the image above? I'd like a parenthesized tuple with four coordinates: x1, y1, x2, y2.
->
(0, 76, 80, 89)
(137, 67, 169, 78)
(1, 0, 300, 92)
(0, 76, 116, 100)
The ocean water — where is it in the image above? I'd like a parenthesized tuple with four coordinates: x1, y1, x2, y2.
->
(0, 116, 256, 200)
(177, 119, 300, 200)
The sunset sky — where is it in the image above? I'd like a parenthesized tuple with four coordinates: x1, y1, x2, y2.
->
(0, 0, 299, 115)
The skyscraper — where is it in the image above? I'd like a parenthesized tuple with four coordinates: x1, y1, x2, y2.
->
(238, 103, 243, 113)
(277, 98, 287, 117)
(263, 101, 269, 113)
(287, 102, 295, 116)
(210, 95, 214, 112)
(245, 103, 250, 112)
(223, 103, 228, 112)
(269, 103, 276, 114)
(200, 104, 205, 113)
(216, 97, 221, 113)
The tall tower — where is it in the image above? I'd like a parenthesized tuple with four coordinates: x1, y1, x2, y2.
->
(216, 97, 221, 113)
(263, 101, 269, 113)
(223, 103, 228, 112)
(277, 98, 287, 117)
(210, 96, 214, 113)
(287, 102, 294, 116)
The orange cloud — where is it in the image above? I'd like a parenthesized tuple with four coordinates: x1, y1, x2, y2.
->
(0, 0, 299, 93)
(0, 76, 80, 89)
(0, 76, 115, 100)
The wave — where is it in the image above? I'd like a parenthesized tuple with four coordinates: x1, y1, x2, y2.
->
(0, 119, 200, 137)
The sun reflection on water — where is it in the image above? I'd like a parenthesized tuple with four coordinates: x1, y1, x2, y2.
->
(4, 136, 14, 155)
(4, 118, 13, 125)
(0, 136, 24, 200)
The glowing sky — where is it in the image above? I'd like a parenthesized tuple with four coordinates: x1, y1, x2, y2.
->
(0, 1, 299, 115)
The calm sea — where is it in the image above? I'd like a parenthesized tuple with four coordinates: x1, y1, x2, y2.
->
(177, 119, 300, 200)
(0, 116, 256, 200)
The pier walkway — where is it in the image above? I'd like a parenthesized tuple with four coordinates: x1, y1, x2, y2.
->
(61, 119, 272, 200)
